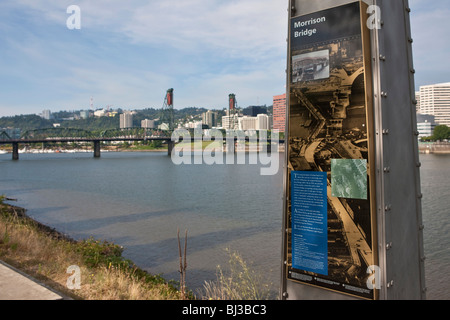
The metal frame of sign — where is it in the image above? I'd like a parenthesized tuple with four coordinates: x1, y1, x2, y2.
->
(281, 0, 426, 300)
(370, 0, 426, 300)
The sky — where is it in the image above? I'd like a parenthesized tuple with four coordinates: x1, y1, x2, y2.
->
(0, 0, 449, 117)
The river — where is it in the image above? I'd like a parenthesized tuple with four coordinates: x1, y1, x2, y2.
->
(0, 151, 448, 299)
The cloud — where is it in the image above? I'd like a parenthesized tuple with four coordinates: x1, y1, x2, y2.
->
(409, 0, 450, 87)
(121, 0, 287, 57)
(0, 0, 288, 115)
(2, 0, 448, 116)
(7, 0, 287, 58)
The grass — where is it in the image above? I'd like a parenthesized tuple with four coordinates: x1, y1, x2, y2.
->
(200, 248, 274, 300)
(0, 196, 275, 300)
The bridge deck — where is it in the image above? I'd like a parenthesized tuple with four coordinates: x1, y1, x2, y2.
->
(0, 136, 284, 160)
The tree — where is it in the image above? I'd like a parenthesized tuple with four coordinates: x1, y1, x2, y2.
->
(432, 125, 450, 141)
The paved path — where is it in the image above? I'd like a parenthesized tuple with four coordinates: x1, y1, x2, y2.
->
(0, 261, 64, 300)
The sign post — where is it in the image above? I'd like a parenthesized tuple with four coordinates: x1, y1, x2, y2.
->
(282, 0, 426, 300)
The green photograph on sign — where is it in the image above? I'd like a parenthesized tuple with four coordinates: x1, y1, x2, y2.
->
(331, 159, 367, 200)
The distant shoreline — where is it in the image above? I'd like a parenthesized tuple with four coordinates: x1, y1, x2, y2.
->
(419, 142, 450, 154)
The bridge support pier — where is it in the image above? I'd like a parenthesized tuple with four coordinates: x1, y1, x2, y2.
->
(93, 141, 101, 158)
(167, 140, 174, 156)
(12, 142, 19, 160)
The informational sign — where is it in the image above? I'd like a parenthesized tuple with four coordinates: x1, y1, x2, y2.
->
(284, 1, 377, 300)
(291, 171, 328, 276)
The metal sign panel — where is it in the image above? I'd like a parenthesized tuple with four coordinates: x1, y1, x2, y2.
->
(282, 0, 426, 300)
(284, 0, 377, 300)
(370, 0, 426, 300)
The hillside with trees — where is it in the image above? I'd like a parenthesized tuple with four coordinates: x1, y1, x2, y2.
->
(0, 108, 211, 132)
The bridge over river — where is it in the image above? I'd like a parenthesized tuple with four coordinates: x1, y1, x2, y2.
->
(0, 127, 284, 160)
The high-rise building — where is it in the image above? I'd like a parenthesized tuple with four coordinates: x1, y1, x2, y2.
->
(141, 119, 155, 129)
(80, 110, 90, 119)
(237, 114, 270, 131)
(222, 115, 239, 130)
(120, 112, 133, 129)
(239, 116, 257, 131)
(243, 106, 267, 117)
(41, 109, 52, 120)
(256, 114, 269, 130)
(419, 83, 450, 127)
(273, 93, 286, 133)
(415, 91, 421, 113)
(202, 110, 218, 128)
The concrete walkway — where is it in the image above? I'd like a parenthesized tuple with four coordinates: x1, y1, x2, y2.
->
(0, 261, 64, 300)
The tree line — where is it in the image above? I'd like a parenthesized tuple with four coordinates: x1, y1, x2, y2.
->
(421, 125, 450, 142)
(0, 108, 210, 132)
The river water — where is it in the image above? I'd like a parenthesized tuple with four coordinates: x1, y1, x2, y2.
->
(0, 151, 448, 299)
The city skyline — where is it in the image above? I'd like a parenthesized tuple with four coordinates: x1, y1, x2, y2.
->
(0, 0, 449, 117)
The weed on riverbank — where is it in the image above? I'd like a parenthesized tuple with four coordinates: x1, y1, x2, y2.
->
(200, 248, 274, 300)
